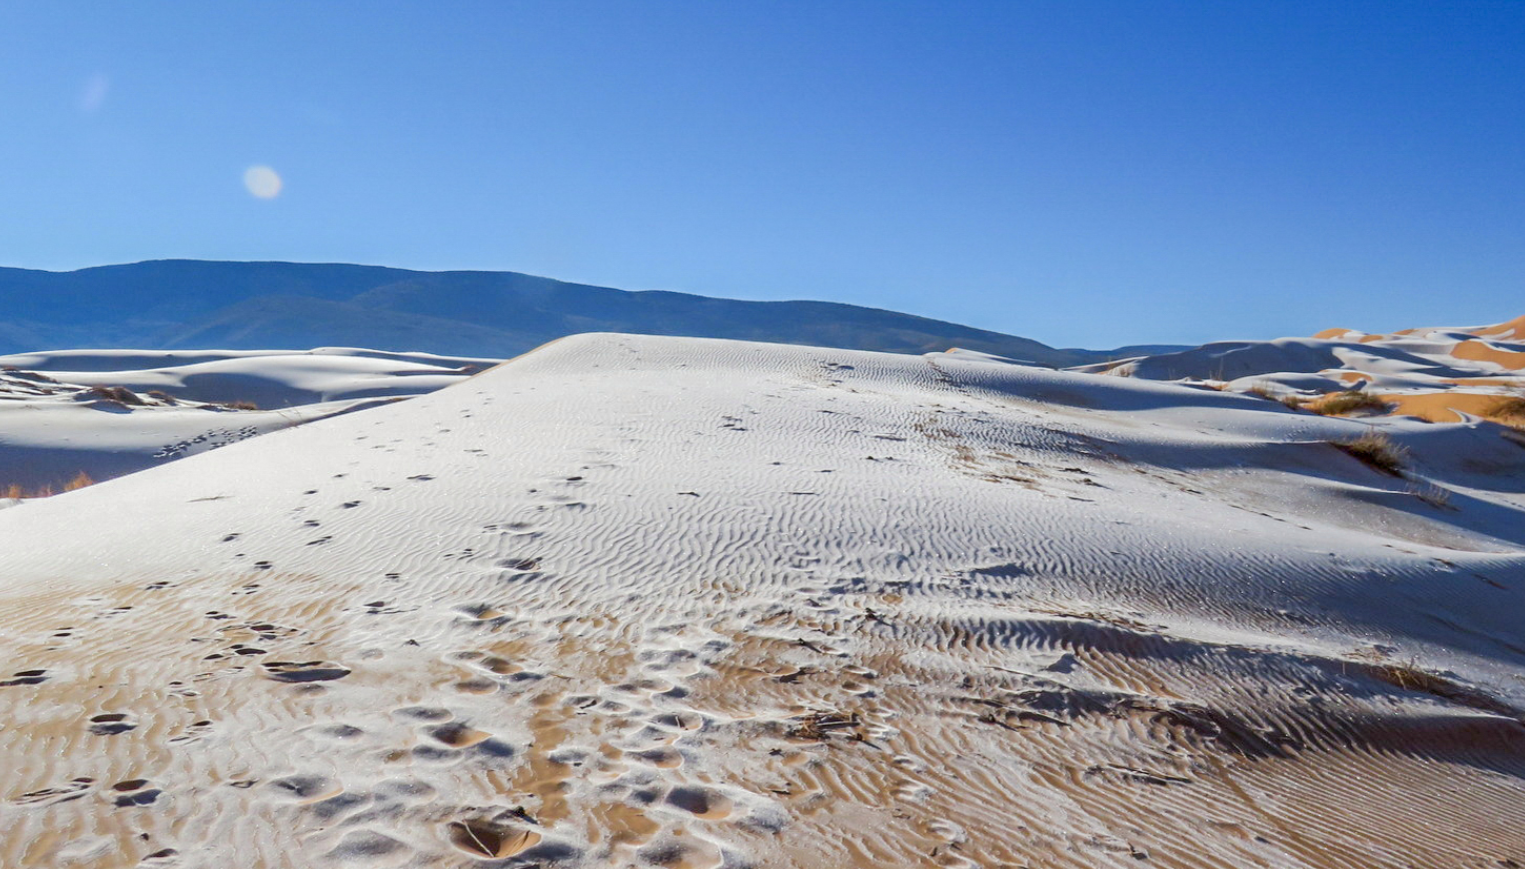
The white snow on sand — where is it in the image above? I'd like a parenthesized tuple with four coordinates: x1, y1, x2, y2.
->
(1087, 314, 1525, 425)
(0, 332, 1522, 867)
(0, 348, 495, 493)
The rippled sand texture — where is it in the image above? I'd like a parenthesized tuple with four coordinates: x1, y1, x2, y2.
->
(2, 333, 1523, 868)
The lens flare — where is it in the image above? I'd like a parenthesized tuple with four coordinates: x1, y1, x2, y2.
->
(79, 74, 109, 113)
(243, 165, 283, 199)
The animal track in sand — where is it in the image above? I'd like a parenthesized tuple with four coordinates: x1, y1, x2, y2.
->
(664, 785, 733, 820)
(88, 713, 137, 735)
(136, 847, 179, 866)
(268, 773, 343, 803)
(893, 780, 933, 802)
(637, 836, 726, 869)
(456, 603, 506, 621)
(630, 747, 684, 768)
(446, 819, 542, 859)
(12, 777, 94, 806)
(481, 520, 541, 539)
(325, 830, 408, 862)
(0, 668, 48, 686)
(261, 661, 351, 682)
(394, 705, 453, 722)
(452, 677, 500, 695)
(312, 722, 366, 740)
(167, 719, 214, 744)
(425, 722, 493, 748)
(651, 711, 704, 732)
(110, 779, 162, 807)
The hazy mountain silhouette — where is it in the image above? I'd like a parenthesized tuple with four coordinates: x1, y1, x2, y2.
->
(0, 260, 1173, 364)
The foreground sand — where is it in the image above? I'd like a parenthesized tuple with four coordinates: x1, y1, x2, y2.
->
(1, 334, 1522, 868)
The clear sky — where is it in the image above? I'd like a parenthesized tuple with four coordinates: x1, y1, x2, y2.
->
(2, 1, 1521, 349)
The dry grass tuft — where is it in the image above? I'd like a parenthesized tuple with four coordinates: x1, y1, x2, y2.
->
(1310, 390, 1392, 416)
(1406, 479, 1452, 509)
(1331, 431, 1407, 476)
(1485, 391, 1525, 428)
(82, 385, 145, 406)
(2, 368, 59, 384)
(3, 472, 95, 499)
(787, 710, 862, 741)
(220, 399, 260, 411)
(63, 471, 94, 492)
(1358, 659, 1520, 718)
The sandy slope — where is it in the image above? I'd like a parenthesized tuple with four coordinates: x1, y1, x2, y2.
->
(1, 333, 1522, 868)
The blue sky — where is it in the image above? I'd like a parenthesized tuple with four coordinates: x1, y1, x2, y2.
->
(2, 1, 1521, 348)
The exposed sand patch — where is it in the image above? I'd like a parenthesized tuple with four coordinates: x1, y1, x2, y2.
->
(1453, 339, 1525, 371)
(1472, 314, 1525, 340)
(1381, 391, 1514, 423)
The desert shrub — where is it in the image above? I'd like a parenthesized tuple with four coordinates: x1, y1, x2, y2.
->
(146, 390, 178, 405)
(81, 384, 145, 406)
(1485, 391, 1525, 428)
(1244, 383, 1279, 400)
(62, 472, 94, 492)
(1280, 395, 1305, 411)
(1311, 390, 1391, 416)
(2, 472, 94, 499)
(2, 368, 58, 383)
(220, 399, 259, 411)
(1331, 431, 1407, 476)
(1357, 658, 1518, 717)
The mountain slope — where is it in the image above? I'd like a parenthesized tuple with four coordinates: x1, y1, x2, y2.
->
(0, 260, 1160, 364)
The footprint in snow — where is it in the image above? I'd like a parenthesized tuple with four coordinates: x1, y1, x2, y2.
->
(262, 661, 352, 683)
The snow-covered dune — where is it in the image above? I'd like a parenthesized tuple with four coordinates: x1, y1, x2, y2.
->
(0, 348, 496, 493)
(0, 333, 1522, 868)
(1088, 315, 1525, 426)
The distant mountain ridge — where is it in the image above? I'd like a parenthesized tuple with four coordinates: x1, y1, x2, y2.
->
(0, 260, 1172, 364)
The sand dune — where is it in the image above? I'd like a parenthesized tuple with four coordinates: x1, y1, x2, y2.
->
(1, 333, 1523, 868)
(1091, 315, 1525, 425)
(0, 348, 492, 493)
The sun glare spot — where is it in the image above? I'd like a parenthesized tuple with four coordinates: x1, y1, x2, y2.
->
(243, 165, 283, 199)
(79, 74, 109, 113)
